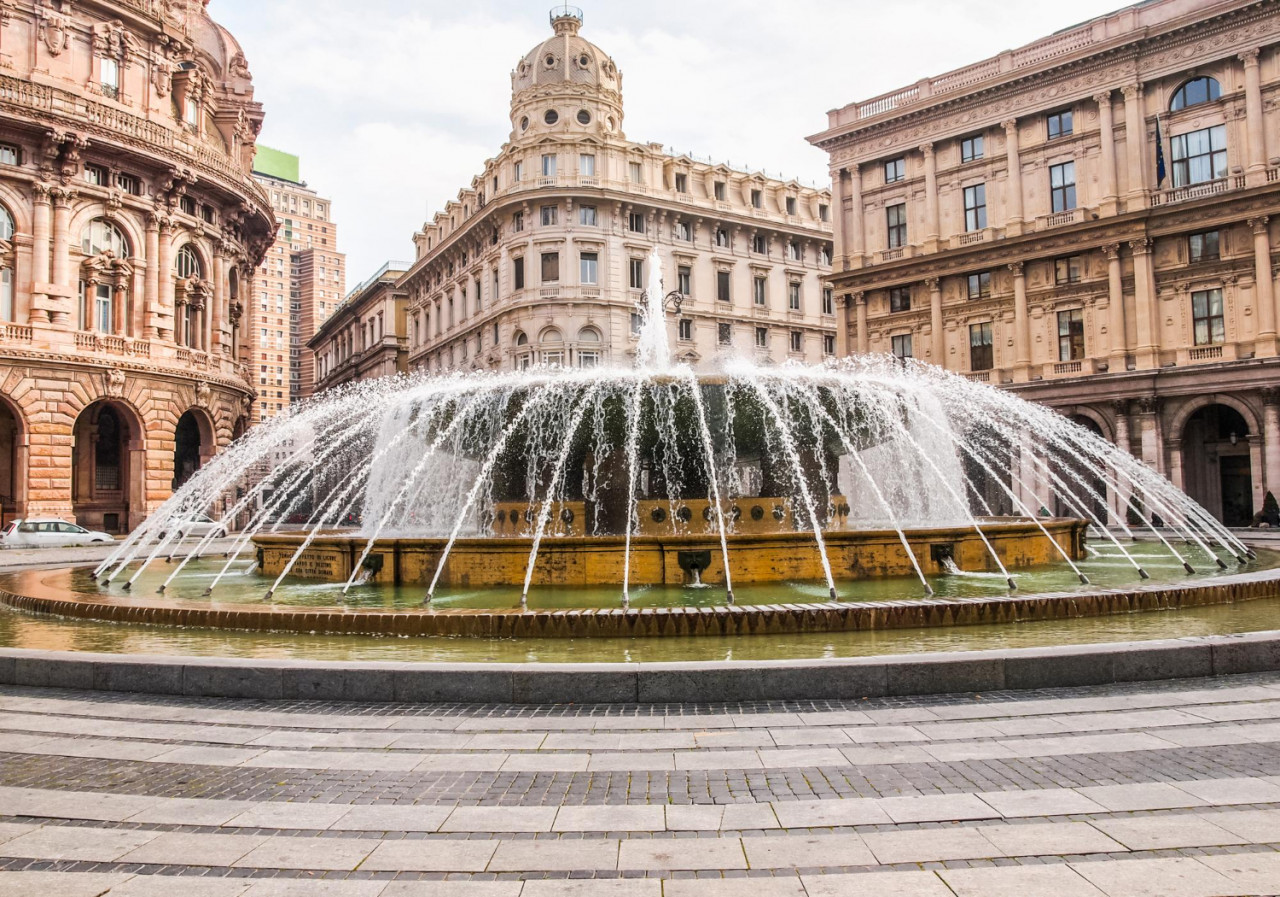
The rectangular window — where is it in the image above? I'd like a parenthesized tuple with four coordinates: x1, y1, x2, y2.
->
(1055, 256, 1082, 284)
(822, 288, 834, 316)
(512, 211, 524, 232)
(714, 181, 726, 201)
(967, 271, 992, 299)
(1189, 230, 1220, 262)
(541, 154, 556, 177)
(755, 326, 768, 348)
(628, 211, 645, 233)
(1050, 161, 1076, 213)
(886, 203, 907, 248)
(629, 161, 643, 183)
(83, 164, 107, 186)
(630, 312, 643, 335)
(786, 196, 797, 215)
(969, 322, 994, 371)
(1047, 109, 1073, 140)
(789, 330, 803, 353)
(579, 205, 597, 226)
(1192, 288, 1225, 345)
(674, 172, 688, 193)
(788, 282, 801, 311)
(100, 56, 119, 96)
(786, 241, 801, 262)
(579, 153, 595, 176)
(579, 252, 598, 285)
(718, 322, 732, 345)
(823, 333, 835, 355)
(540, 252, 559, 283)
(629, 258, 644, 289)
(889, 286, 911, 313)
(819, 203, 830, 222)
(678, 318, 692, 341)
(884, 157, 905, 183)
(540, 205, 558, 226)
(753, 234, 767, 254)
(963, 183, 987, 232)
(751, 189, 763, 209)
(961, 134, 984, 163)
(676, 221, 691, 241)
(0, 144, 18, 165)
(753, 276, 767, 306)
(513, 161, 523, 182)
(717, 270, 731, 303)
(891, 333, 913, 361)
(93, 283, 112, 333)
(677, 265, 691, 295)
(1171, 125, 1228, 187)
(1057, 308, 1085, 361)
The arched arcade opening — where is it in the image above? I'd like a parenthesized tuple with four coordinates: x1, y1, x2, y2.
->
(72, 401, 144, 533)
(1181, 404, 1254, 527)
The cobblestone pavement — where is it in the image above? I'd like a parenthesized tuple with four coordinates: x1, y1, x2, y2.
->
(2, 675, 1280, 895)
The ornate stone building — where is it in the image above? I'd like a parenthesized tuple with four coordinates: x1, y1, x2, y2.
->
(810, 0, 1280, 526)
(311, 260, 411, 392)
(405, 9, 834, 375)
(0, 0, 274, 532)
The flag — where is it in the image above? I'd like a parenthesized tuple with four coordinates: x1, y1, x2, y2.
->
(1154, 114, 1167, 187)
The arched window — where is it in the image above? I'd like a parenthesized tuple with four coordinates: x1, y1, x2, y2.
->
(576, 327, 601, 368)
(514, 330, 531, 371)
(515, 331, 529, 346)
(1171, 77, 1221, 111)
(577, 327, 600, 342)
(541, 328, 562, 343)
(175, 244, 202, 279)
(540, 327, 564, 366)
(0, 205, 13, 322)
(81, 218, 129, 257)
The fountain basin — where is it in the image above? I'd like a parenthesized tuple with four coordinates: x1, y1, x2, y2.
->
(255, 518, 1087, 589)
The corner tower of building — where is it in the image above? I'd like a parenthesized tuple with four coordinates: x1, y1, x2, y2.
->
(509, 7, 625, 144)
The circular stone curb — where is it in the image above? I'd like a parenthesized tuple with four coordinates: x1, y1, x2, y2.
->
(1, 564, 1279, 639)
(1, 630, 1279, 704)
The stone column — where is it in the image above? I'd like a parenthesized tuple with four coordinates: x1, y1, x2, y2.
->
(835, 293, 850, 356)
(1130, 238, 1159, 369)
(1110, 399, 1132, 524)
(1136, 395, 1163, 475)
(49, 188, 73, 326)
(1123, 84, 1148, 208)
(1264, 388, 1280, 500)
(921, 144, 939, 250)
(847, 165, 864, 267)
(1240, 49, 1269, 184)
(1167, 439, 1184, 491)
(29, 184, 51, 324)
(1003, 120, 1024, 235)
(1104, 243, 1127, 369)
(157, 219, 173, 340)
(831, 168, 847, 272)
(1095, 90, 1119, 215)
(927, 277, 944, 368)
(1250, 216, 1276, 355)
(143, 214, 160, 339)
(854, 292, 868, 354)
(1009, 261, 1030, 380)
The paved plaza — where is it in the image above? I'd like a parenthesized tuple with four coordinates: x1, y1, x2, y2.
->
(1, 673, 1280, 895)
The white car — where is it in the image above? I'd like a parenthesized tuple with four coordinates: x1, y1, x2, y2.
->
(163, 513, 229, 541)
(0, 518, 114, 548)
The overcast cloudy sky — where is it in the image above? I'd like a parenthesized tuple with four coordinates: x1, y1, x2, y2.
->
(211, 0, 1127, 283)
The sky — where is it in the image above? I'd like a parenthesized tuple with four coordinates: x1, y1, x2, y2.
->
(211, 0, 1129, 284)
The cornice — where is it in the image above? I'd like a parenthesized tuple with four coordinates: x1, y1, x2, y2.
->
(0, 346, 252, 394)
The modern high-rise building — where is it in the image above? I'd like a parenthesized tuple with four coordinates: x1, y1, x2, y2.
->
(810, 0, 1280, 527)
(0, 0, 274, 532)
(250, 148, 344, 421)
(396, 8, 834, 376)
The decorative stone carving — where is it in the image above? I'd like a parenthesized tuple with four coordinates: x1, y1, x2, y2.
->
(103, 367, 126, 399)
(193, 380, 210, 408)
(38, 5, 71, 57)
(229, 51, 252, 81)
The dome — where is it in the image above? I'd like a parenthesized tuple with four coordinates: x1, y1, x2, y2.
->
(509, 7, 624, 141)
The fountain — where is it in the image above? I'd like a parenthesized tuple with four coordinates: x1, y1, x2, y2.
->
(0, 249, 1270, 646)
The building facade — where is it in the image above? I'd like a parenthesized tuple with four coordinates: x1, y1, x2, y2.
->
(311, 260, 411, 392)
(250, 147, 343, 421)
(404, 9, 834, 375)
(0, 0, 275, 532)
(810, 0, 1280, 527)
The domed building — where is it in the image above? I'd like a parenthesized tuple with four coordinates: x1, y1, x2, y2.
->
(0, 0, 274, 532)
(352, 8, 832, 383)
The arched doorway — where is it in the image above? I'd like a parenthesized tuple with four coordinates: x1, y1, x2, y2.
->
(1055, 415, 1109, 524)
(173, 409, 212, 490)
(72, 401, 143, 533)
(1182, 404, 1253, 527)
(0, 398, 26, 527)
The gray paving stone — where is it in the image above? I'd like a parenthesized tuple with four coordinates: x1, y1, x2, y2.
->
(1090, 815, 1250, 850)
(862, 827, 996, 864)
(1208, 808, 1280, 842)
(664, 804, 724, 830)
(361, 839, 499, 873)
(977, 787, 1108, 818)
(441, 806, 557, 832)
(1075, 782, 1209, 812)
(664, 877, 805, 896)
(771, 797, 891, 827)
(227, 802, 352, 830)
(125, 797, 250, 826)
(1069, 857, 1239, 897)
(553, 805, 664, 831)
(0, 822, 38, 845)
(106, 877, 253, 897)
(1172, 775, 1280, 805)
(940, 865, 1107, 897)
(742, 833, 875, 868)
(877, 793, 997, 823)
(801, 870, 953, 896)
(521, 882, 660, 897)
(239, 882, 385, 897)
(1199, 852, 1280, 893)
(488, 838, 621, 871)
(617, 836, 746, 870)
(117, 832, 266, 867)
(0, 825, 157, 862)
(381, 884, 522, 897)
(330, 804, 453, 832)
(977, 822, 1126, 857)
(0, 872, 133, 897)
(231, 835, 375, 871)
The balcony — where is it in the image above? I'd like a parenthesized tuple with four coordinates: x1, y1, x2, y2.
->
(1037, 207, 1087, 229)
(1180, 343, 1237, 365)
(1045, 357, 1096, 378)
(955, 229, 989, 246)
(964, 370, 992, 382)
(1150, 176, 1247, 207)
(577, 176, 599, 188)
(0, 324, 32, 343)
(879, 246, 910, 263)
